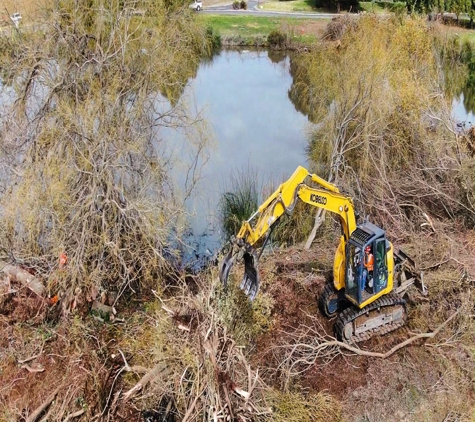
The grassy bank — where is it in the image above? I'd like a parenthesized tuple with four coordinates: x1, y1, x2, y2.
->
(198, 14, 328, 44)
(259, 0, 319, 12)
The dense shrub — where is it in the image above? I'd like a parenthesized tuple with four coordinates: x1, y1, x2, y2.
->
(323, 15, 358, 40)
(267, 30, 288, 49)
(233, 0, 247, 10)
(232, 0, 247, 8)
(219, 168, 260, 240)
(206, 25, 222, 50)
(0, 0, 215, 311)
(359, 0, 406, 12)
(290, 15, 475, 231)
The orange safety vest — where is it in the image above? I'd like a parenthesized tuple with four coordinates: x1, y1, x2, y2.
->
(364, 253, 374, 272)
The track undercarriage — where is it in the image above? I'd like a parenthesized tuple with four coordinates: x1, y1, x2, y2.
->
(334, 294, 407, 343)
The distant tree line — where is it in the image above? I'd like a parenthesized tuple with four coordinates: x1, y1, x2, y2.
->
(314, 0, 475, 23)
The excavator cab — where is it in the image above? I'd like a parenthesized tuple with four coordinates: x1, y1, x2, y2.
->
(344, 222, 390, 306)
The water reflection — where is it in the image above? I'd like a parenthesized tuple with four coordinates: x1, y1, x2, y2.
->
(180, 49, 310, 266)
(443, 47, 475, 121)
(453, 93, 475, 125)
(455, 84, 475, 118)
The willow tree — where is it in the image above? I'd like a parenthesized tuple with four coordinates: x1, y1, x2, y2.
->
(0, 0, 215, 310)
(290, 15, 475, 240)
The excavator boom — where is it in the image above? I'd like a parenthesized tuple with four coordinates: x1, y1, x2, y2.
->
(219, 166, 357, 299)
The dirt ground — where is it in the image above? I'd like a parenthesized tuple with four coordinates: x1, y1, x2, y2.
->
(1, 230, 475, 420)
(248, 233, 475, 422)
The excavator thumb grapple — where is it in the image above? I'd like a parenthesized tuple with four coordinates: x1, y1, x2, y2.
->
(219, 241, 260, 300)
(394, 249, 427, 296)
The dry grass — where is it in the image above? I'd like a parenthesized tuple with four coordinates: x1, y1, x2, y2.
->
(0, 0, 49, 23)
(1, 230, 474, 420)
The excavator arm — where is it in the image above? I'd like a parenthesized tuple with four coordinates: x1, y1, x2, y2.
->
(219, 166, 358, 299)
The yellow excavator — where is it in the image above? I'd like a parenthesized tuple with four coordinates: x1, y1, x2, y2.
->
(219, 166, 424, 343)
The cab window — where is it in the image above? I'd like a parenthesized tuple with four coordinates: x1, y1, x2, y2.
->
(374, 239, 388, 293)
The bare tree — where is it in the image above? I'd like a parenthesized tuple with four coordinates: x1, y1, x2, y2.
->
(289, 15, 475, 249)
(0, 0, 215, 310)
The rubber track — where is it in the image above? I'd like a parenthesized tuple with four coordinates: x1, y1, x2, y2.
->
(334, 294, 406, 344)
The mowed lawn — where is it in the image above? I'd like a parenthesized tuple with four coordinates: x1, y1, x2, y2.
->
(259, 0, 328, 12)
(198, 14, 329, 40)
(198, 15, 284, 37)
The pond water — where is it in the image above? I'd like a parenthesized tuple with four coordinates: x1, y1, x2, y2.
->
(1, 49, 473, 268)
(453, 92, 475, 125)
(179, 49, 310, 265)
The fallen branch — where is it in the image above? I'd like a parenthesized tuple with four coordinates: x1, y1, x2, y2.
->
(101, 350, 149, 415)
(182, 385, 207, 422)
(122, 363, 167, 401)
(316, 310, 458, 359)
(420, 257, 450, 271)
(276, 310, 461, 381)
(21, 364, 45, 373)
(421, 212, 436, 232)
(118, 349, 148, 374)
(2, 264, 45, 297)
(26, 387, 60, 422)
(304, 209, 326, 250)
(18, 352, 43, 364)
(63, 409, 86, 422)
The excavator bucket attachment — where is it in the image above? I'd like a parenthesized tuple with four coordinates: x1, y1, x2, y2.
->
(219, 248, 236, 291)
(219, 245, 260, 300)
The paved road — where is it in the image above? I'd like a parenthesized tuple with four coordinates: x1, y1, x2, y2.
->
(202, 1, 338, 18)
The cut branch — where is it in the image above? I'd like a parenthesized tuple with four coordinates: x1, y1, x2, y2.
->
(26, 387, 60, 422)
(2, 264, 45, 297)
(122, 363, 167, 401)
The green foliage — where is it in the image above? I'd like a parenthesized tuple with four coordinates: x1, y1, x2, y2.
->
(216, 275, 275, 345)
(232, 0, 248, 9)
(266, 0, 317, 11)
(266, 390, 342, 421)
(359, 1, 406, 13)
(198, 15, 321, 45)
(205, 25, 222, 50)
(408, 0, 471, 15)
(314, 0, 358, 12)
(267, 29, 288, 48)
(219, 167, 260, 240)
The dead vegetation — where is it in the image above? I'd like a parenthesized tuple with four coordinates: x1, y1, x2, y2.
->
(0, 0, 215, 315)
(1, 8, 475, 422)
(290, 15, 475, 241)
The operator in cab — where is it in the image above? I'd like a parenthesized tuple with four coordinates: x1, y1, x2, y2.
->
(363, 245, 374, 292)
